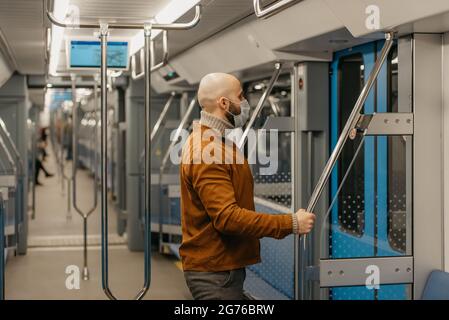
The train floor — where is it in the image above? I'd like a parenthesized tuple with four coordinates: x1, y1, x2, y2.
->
(4, 146, 192, 300)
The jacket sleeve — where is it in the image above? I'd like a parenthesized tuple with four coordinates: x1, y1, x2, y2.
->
(192, 163, 293, 239)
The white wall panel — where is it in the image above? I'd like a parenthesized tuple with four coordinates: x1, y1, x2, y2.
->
(169, 1, 338, 85)
(0, 52, 13, 88)
(323, 0, 449, 37)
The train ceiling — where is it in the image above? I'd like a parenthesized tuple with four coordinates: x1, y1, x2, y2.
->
(0, 0, 256, 76)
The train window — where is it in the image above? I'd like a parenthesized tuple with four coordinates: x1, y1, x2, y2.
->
(337, 53, 365, 237)
(387, 46, 407, 253)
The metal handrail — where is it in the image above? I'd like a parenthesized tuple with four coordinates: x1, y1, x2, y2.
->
(151, 92, 176, 141)
(137, 92, 178, 227)
(45, 0, 201, 30)
(49, 116, 64, 187)
(305, 32, 394, 214)
(0, 135, 19, 255)
(0, 136, 16, 175)
(132, 31, 169, 80)
(0, 118, 24, 176)
(246, 95, 281, 163)
(92, 81, 99, 180)
(71, 76, 98, 281)
(151, 30, 169, 72)
(138, 91, 177, 180)
(131, 49, 145, 80)
(60, 113, 74, 220)
(253, 0, 300, 18)
(159, 97, 197, 172)
(0, 119, 23, 252)
(298, 32, 395, 300)
(138, 91, 178, 166)
(29, 121, 37, 220)
(237, 62, 282, 150)
(158, 97, 197, 250)
(268, 96, 281, 116)
(47, 0, 201, 300)
(98, 24, 115, 300)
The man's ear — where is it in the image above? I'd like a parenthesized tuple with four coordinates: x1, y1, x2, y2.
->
(217, 97, 228, 110)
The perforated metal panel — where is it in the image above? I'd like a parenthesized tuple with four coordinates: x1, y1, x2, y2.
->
(251, 203, 294, 299)
(244, 80, 295, 299)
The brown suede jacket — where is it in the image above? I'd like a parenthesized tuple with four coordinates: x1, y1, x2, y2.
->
(179, 120, 293, 272)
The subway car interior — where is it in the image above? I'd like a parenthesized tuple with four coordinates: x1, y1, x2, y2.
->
(1, 0, 449, 301)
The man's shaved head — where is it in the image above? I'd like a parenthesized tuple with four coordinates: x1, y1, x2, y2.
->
(198, 73, 242, 113)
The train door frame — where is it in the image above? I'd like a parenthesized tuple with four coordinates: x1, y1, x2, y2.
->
(297, 34, 417, 300)
(328, 39, 413, 300)
(314, 33, 447, 300)
(292, 62, 330, 300)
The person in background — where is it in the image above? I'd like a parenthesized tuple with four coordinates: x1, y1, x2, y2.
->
(39, 127, 49, 161)
(35, 126, 53, 186)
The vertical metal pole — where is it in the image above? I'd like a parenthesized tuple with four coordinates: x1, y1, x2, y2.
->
(72, 75, 91, 281)
(31, 123, 37, 219)
(60, 140, 64, 193)
(93, 80, 99, 198)
(291, 66, 300, 300)
(134, 22, 152, 300)
(72, 75, 78, 182)
(306, 131, 313, 300)
(83, 217, 88, 280)
(99, 23, 116, 300)
(67, 178, 71, 218)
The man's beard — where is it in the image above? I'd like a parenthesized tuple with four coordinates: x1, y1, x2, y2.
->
(225, 112, 235, 126)
(225, 102, 238, 126)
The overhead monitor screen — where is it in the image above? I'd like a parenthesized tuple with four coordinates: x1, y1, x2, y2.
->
(69, 40, 129, 70)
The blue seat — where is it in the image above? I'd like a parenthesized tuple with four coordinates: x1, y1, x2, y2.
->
(422, 270, 449, 300)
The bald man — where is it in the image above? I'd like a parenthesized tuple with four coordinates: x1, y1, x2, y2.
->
(179, 73, 315, 300)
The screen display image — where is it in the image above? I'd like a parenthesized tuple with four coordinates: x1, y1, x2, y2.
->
(69, 40, 129, 69)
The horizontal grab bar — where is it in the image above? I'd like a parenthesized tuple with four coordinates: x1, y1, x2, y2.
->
(45, 0, 201, 30)
(237, 62, 282, 150)
(151, 30, 169, 72)
(132, 31, 169, 80)
(131, 49, 145, 80)
(253, 0, 300, 19)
